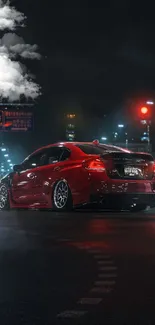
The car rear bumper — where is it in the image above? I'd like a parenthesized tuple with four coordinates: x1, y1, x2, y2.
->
(89, 174, 155, 208)
(90, 193, 155, 208)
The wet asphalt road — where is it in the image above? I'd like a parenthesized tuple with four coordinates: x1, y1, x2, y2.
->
(0, 209, 155, 324)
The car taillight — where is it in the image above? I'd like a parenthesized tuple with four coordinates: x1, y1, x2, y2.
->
(84, 159, 105, 172)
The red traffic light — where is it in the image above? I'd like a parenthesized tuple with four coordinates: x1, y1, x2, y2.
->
(130, 101, 153, 122)
(140, 106, 148, 115)
(138, 105, 152, 120)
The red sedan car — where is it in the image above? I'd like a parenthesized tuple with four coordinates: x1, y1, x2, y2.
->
(0, 140, 155, 211)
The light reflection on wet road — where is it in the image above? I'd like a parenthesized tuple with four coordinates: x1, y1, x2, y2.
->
(0, 209, 155, 324)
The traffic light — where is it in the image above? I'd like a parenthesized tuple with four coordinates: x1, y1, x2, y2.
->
(138, 105, 152, 120)
(140, 107, 148, 115)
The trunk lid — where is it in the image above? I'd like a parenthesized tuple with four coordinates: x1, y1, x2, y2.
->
(101, 151, 154, 180)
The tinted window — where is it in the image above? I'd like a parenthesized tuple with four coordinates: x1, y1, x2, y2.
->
(46, 147, 62, 164)
(60, 148, 70, 161)
(23, 151, 46, 169)
(76, 144, 123, 155)
(23, 147, 71, 169)
(46, 147, 70, 164)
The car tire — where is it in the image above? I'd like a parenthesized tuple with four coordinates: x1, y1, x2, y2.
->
(130, 204, 147, 212)
(52, 180, 73, 211)
(0, 183, 10, 210)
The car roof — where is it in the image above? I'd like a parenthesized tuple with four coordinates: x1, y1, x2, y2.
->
(24, 141, 133, 162)
(32, 141, 131, 156)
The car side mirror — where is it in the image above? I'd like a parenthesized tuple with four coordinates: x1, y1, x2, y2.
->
(13, 164, 23, 173)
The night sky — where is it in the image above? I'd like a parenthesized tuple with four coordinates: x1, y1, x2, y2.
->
(5, 0, 155, 159)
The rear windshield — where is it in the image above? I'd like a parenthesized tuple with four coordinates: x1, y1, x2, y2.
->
(76, 144, 123, 155)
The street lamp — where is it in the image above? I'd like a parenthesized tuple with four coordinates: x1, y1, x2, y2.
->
(101, 137, 107, 141)
(118, 124, 124, 128)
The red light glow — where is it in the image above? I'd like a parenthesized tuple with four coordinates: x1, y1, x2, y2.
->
(141, 107, 148, 115)
(87, 159, 105, 171)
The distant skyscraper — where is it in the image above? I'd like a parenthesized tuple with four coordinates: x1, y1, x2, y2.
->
(65, 113, 76, 141)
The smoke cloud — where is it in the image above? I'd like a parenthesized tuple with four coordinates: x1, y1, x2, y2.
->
(0, 0, 41, 101)
(0, 33, 41, 60)
(0, 0, 25, 30)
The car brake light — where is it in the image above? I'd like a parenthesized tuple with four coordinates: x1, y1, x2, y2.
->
(84, 159, 105, 171)
(153, 162, 155, 174)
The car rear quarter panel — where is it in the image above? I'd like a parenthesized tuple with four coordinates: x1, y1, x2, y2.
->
(59, 160, 91, 206)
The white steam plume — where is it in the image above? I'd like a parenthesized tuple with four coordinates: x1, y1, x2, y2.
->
(0, 1, 41, 101)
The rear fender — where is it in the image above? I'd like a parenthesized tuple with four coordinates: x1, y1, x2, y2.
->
(65, 168, 91, 206)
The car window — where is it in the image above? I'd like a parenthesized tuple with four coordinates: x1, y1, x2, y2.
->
(76, 144, 123, 154)
(60, 148, 70, 161)
(23, 151, 47, 169)
(75, 144, 107, 155)
(22, 147, 71, 169)
(46, 147, 70, 164)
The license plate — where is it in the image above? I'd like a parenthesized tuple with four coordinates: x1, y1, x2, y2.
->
(124, 166, 140, 176)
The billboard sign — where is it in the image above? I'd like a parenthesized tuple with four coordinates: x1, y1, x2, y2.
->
(1, 111, 33, 131)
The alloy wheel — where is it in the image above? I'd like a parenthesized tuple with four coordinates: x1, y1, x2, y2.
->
(53, 181, 69, 209)
(0, 185, 8, 209)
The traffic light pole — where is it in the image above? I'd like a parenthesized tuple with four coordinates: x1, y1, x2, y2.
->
(147, 123, 150, 152)
(138, 102, 153, 153)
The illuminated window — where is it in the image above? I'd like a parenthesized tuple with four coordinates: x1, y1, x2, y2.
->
(67, 114, 76, 119)
(68, 124, 74, 128)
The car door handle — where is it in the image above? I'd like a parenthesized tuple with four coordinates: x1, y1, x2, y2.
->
(27, 172, 36, 179)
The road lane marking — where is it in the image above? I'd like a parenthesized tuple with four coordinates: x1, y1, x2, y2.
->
(97, 260, 114, 265)
(94, 255, 111, 259)
(98, 273, 117, 278)
(99, 266, 117, 271)
(94, 280, 116, 286)
(78, 298, 102, 305)
(57, 310, 87, 318)
(90, 287, 113, 293)
(56, 242, 117, 315)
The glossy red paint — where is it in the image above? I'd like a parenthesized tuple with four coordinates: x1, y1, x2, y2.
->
(6, 141, 155, 210)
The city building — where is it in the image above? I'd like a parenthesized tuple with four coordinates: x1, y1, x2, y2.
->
(65, 113, 76, 141)
(0, 143, 14, 178)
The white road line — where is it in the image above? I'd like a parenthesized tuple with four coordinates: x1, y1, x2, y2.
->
(94, 255, 111, 259)
(90, 287, 113, 293)
(98, 273, 117, 278)
(99, 266, 117, 271)
(78, 298, 102, 305)
(97, 260, 114, 265)
(57, 310, 87, 318)
(94, 280, 116, 286)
